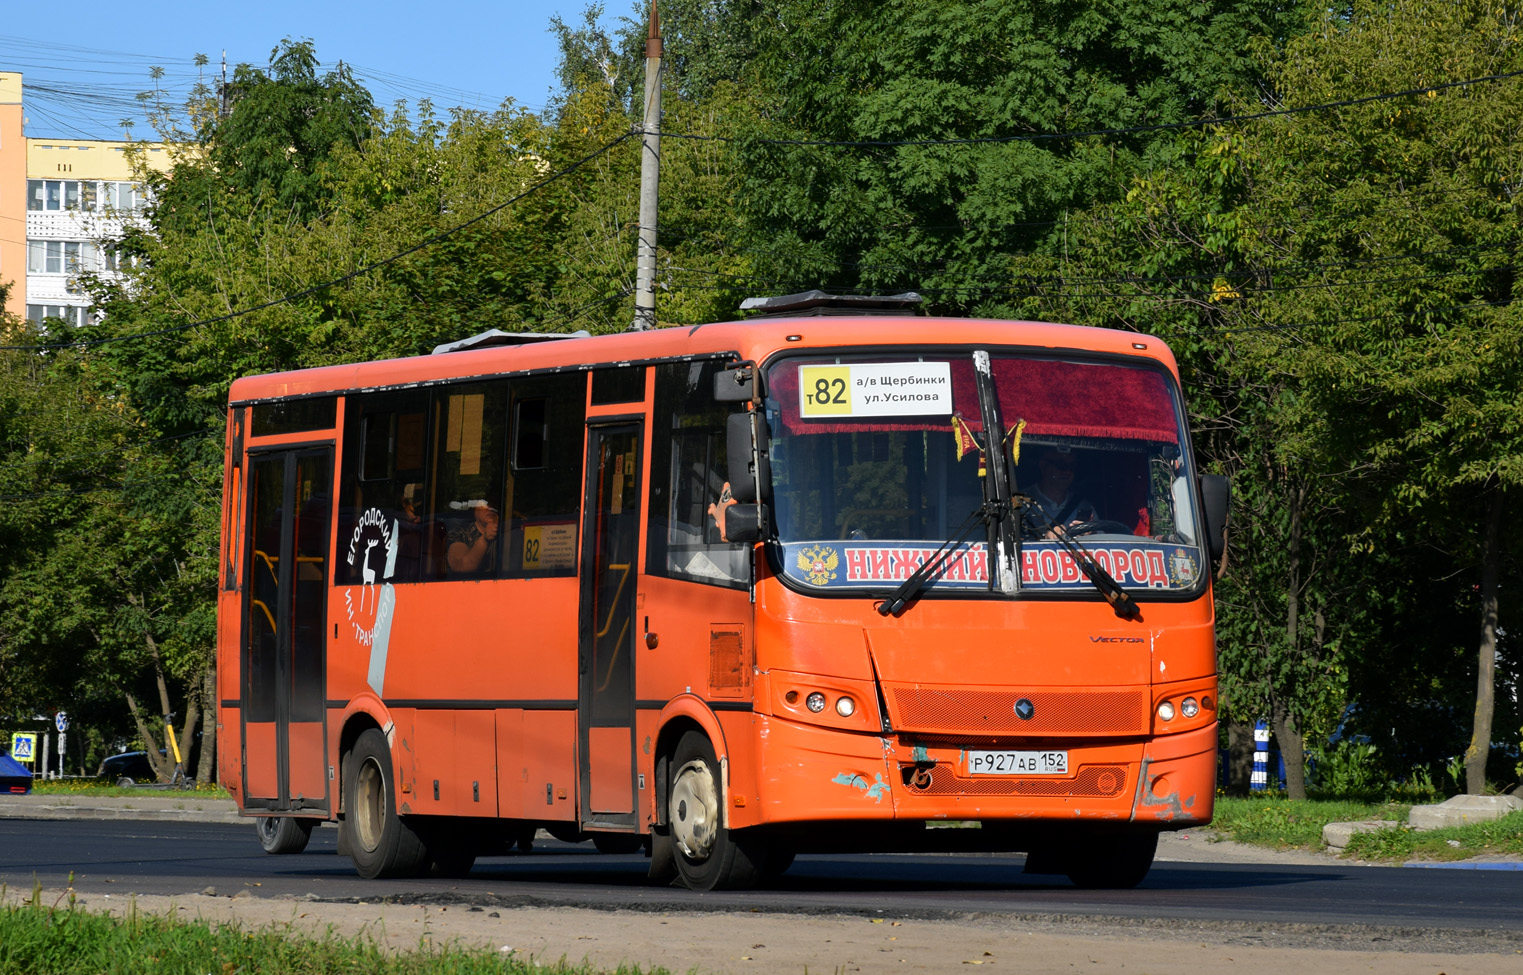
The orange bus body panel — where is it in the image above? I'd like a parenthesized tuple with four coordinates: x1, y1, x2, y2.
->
(218, 314, 1216, 862)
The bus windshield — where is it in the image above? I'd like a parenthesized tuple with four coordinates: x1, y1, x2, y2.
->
(764, 351, 1206, 596)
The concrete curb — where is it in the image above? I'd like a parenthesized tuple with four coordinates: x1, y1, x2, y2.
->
(1321, 819, 1401, 851)
(0, 794, 244, 825)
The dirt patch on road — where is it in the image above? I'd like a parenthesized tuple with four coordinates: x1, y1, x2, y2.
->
(7, 885, 1521, 975)
(6, 828, 1519, 974)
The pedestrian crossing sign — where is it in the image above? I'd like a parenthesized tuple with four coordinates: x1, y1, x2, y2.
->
(10, 733, 36, 763)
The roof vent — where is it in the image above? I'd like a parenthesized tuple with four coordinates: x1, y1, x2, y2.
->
(432, 328, 591, 355)
(739, 290, 923, 318)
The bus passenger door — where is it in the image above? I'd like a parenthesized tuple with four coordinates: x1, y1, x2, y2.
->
(241, 447, 332, 814)
(577, 422, 642, 831)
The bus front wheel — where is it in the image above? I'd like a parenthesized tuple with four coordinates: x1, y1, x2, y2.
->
(348, 728, 429, 879)
(667, 731, 764, 891)
(255, 816, 314, 854)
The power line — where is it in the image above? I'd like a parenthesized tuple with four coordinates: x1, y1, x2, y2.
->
(657, 69, 1523, 149)
(0, 131, 636, 353)
(0, 428, 215, 475)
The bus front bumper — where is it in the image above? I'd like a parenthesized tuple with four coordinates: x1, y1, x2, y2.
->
(749, 714, 1216, 828)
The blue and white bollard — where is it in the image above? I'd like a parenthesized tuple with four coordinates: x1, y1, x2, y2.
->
(1251, 721, 1270, 791)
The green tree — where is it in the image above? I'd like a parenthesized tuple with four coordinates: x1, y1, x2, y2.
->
(1053, 0, 1523, 794)
(1227, 0, 1523, 793)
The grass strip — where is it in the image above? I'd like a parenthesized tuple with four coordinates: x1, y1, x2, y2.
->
(28, 782, 231, 800)
(1342, 809, 1523, 862)
(1211, 797, 1409, 849)
(1212, 796, 1523, 861)
(0, 888, 663, 975)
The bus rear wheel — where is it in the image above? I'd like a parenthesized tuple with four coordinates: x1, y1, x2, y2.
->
(255, 816, 314, 854)
(667, 731, 764, 891)
(348, 728, 429, 879)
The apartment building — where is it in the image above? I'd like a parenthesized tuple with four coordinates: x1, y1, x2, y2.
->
(0, 71, 172, 326)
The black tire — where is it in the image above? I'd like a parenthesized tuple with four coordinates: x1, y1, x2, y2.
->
(544, 822, 586, 844)
(667, 731, 765, 891)
(515, 826, 536, 853)
(347, 728, 429, 879)
(592, 832, 644, 855)
(116, 776, 136, 788)
(1064, 832, 1158, 889)
(256, 816, 315, 854)
(426, 832, 478, 878)
(760, 846, 796, 879)
(647, 824, 677, 883)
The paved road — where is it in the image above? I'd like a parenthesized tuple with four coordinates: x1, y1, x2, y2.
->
(3, 818, 1521, 939)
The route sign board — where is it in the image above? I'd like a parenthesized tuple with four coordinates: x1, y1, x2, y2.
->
(10, 733, 37, 763)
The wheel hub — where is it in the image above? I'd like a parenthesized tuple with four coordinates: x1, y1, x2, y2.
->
(670, 758, 719, 861)
(355, 757, 385, 853)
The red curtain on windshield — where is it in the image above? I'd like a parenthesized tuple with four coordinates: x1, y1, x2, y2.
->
(771, 356, 1178, 443)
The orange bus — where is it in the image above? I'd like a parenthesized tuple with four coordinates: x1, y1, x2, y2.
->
(217, 292, 1228, 890)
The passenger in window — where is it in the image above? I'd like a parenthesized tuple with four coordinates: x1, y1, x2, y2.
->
(394, 483, 426, 581)
(1026, 446, 1098, 534)
(446, 499, 499, 575)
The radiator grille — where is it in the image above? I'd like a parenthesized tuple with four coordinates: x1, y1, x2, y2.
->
(916, 764, 1128, 798)
(887, 686, 1147, 736)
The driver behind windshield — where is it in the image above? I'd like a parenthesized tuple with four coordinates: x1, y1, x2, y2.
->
(1026, 446, 1097, 532)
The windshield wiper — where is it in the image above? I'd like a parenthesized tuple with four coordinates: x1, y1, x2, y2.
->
(1018, 496, 1139, 620)
(877, 500, 1008, 617)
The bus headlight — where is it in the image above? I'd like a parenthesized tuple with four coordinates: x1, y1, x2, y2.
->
(806, 692, 827, 713)
(1181, 697, 1199, 719)
(1157, 700, 1176, 722)
(835, 696, 856, 717)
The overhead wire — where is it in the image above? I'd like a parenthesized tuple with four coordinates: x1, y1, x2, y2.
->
(656, 69, 1523, 148)
(0, 131, 636, 352)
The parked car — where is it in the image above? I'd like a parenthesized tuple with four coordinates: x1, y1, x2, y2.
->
(96, 751, 158, 785)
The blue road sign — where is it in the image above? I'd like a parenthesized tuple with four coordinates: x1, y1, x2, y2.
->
(10, 733, 37, 763)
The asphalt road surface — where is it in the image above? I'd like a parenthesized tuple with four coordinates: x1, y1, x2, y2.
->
(3, 817, 1521, 941)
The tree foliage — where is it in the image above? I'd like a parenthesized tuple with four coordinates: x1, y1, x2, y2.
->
(2, 2, 1520, 796)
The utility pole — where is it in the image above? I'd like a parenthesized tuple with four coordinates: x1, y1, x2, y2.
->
(220, 51, 228, 118)
(631, 2, 662, 331)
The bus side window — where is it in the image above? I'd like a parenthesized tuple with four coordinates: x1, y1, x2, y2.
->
(647, 361, 748, 587)
(504, 373, 585, 577)
(336, 391, 431, 585)
(429, 382, 509, 579)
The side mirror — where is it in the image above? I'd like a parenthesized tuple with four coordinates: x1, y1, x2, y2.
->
(1200, 474, 1230, 567)
(713, 367, 754, 402)
(722, 504, 769, 543)
(725, 412, 770, 505)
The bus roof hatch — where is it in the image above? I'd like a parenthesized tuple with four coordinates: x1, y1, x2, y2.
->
(432, 328, 592, 355)
(739, 290, 923, 318)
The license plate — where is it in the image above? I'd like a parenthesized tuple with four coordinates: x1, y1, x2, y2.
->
(967, 749, 1069, 775)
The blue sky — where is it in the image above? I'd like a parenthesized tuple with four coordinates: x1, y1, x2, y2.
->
(4, 1, 634, 140)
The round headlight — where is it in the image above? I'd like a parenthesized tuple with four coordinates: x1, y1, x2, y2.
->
(1181, 697, 1199, 718)
(806, 692, 827, 713)
(1157, 700, 1176, 722)
(835, 696, 856, 717)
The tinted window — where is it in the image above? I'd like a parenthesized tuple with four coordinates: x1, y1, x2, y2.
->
(336, 391, 433, 585)
(433, 382, 509, 578)
(590, 366, 646, 405)
(505, 374, 585, 577)
(251, 397, 338, 437)
(647, 361, 748, 587)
